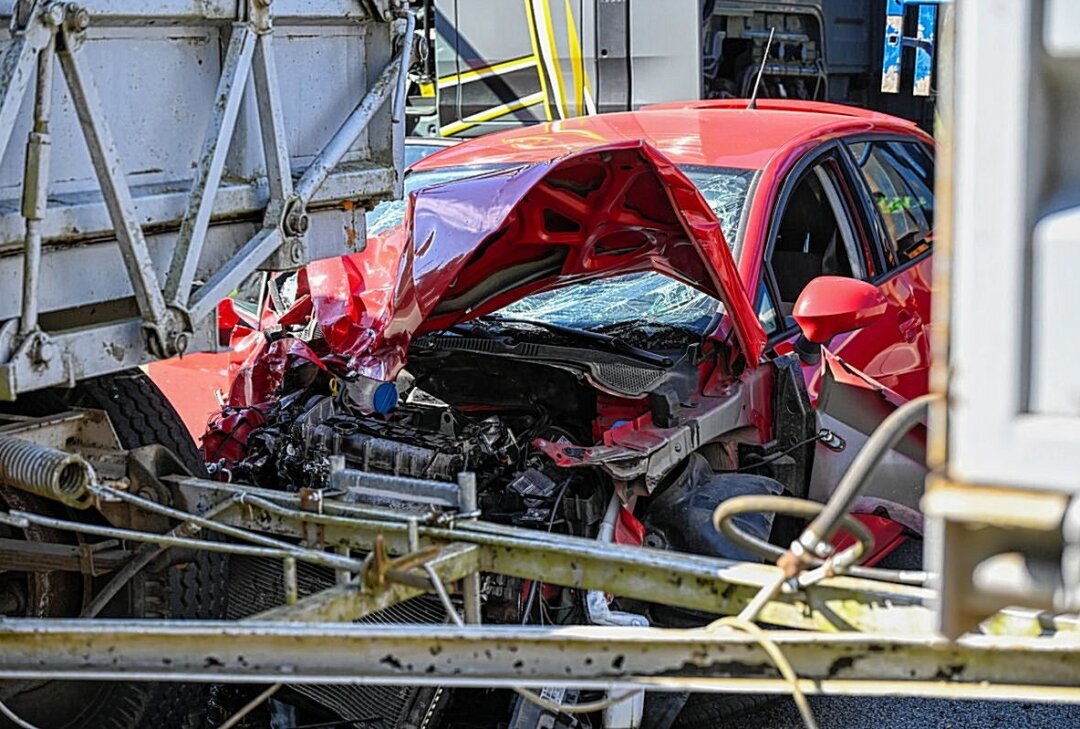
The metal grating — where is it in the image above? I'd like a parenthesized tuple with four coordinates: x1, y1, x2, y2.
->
(227, 555, 447, 725)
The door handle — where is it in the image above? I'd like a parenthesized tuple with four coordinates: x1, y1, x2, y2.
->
(897, 311, 922, 343)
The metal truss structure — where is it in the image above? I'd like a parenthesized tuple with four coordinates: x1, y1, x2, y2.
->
(0, 0, 407, 398)
(0, 408, 1078, 716)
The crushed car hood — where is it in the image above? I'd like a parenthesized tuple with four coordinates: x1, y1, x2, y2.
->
(306, 140, 766, 381)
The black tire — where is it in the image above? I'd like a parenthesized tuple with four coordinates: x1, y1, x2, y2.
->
(0, 370, 228, 729)
(673, 692, 772, 729)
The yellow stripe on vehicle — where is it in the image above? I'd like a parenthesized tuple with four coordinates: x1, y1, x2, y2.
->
(522, 0, 553, 121)
(532, 0, 568, 119)
(439, 91, 546, 136)
(436, 55, 539, 91)
(564, 0, 584, 116)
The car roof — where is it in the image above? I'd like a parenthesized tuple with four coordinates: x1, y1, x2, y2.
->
(411, 99, 924, 172)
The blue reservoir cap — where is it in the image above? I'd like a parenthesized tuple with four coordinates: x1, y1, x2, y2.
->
(372, 381, 398, 414)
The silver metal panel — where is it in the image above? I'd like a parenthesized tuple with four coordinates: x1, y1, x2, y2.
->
(0, 0, 403, 395)
(0, 26, 220, 201)
(628, 0, 700, 108)
(948, 0, 1080, 491)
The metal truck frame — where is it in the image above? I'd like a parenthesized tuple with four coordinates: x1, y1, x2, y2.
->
(0, 402, 1079, 720)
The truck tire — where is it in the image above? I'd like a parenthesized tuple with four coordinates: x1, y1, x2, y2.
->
(673, 693, 770, 728)
(0, 370, 228, 729)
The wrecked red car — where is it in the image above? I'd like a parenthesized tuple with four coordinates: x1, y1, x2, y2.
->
(204, 100, 934, 723)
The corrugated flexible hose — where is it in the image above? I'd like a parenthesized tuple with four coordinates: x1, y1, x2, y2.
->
(0, 434, 93, 508)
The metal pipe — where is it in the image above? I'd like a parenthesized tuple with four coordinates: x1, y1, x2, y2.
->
(789, 394, 936, 571)
(294, 50, 402, 205)
(0, 435, 92, 508)
(585, 493, 648, 627)
(0, 620, 1078, 698)
(391, 9, 416, 197)
(2, 508, 361, 571)
(18, 37, 56, 335)
(283, 556, 298, 605)
(458, 471, 482, 624)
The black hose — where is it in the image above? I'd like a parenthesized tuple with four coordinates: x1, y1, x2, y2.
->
(802, 394, 935, 552)
(714, 495, 874, 563)
(712, 494, 926, 585)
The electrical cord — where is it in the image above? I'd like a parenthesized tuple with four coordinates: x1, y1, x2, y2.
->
(428, 552, 643, 718)
(0, 697, 41, 729)
(705, 616, 819, 729)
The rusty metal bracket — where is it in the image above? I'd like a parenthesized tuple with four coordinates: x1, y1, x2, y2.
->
(360, 533, 442, 591)
(76, 538, 118, 577)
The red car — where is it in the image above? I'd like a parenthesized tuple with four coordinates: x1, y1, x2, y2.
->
(200, 99, 934, 725)
(408, 99, 935, 401)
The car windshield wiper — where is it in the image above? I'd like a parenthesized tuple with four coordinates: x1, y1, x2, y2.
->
(477, 315, 673, 367)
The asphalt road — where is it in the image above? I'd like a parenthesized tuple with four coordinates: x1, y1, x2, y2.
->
(715, 697, 1080, 728)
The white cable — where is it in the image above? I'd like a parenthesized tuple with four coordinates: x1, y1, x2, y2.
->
(422, 564, 643, 717)
(706, 616, 820, 729)
(217, 683, 282, 729)
(0, 697, 42, 729)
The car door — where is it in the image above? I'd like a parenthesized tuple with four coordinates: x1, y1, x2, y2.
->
(757, 137, 935, 541)
(838, 137, 935, 402)
(753, 145, 881, 398)
(755, 138, 935, 403)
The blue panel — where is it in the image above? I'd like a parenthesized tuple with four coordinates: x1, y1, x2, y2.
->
(914, 4, 937, 96)
(881, 13, 904, 93)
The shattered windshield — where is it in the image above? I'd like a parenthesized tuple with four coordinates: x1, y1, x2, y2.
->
(499, 166, 753, 336)
(498, 272, 722, 336)
(678, 166, 755, 248)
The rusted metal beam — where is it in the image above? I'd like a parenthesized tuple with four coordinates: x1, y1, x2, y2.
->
(0, 620, 1078, 703)
(0, 537, 130, 573)
(183, 478, 934, 632)
(171, 476, 1080, 638)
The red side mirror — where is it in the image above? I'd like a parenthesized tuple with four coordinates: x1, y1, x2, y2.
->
(217, 299, 242, 348)
(793, 276, 887, 344)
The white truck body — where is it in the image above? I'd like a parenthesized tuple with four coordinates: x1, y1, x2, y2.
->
(931, 0, 1080, 635)
(0, 0, 407, 398)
